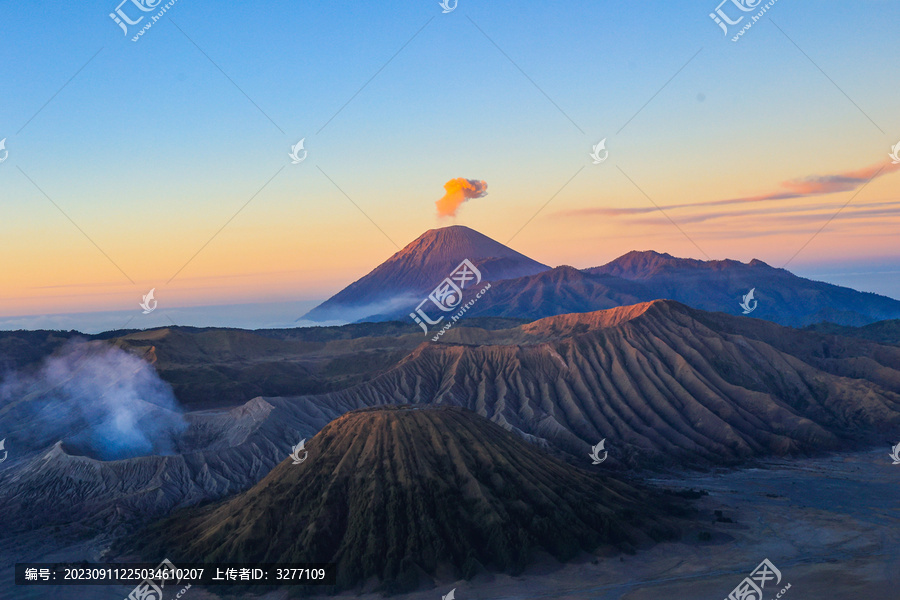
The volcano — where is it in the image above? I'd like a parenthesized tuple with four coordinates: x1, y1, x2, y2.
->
(137, 406, 683, 593)
(303, 226, 900, 328)
(301, 225, 549, 323)
(587, 250, 900, 327)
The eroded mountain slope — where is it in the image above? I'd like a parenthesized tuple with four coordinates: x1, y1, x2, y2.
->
(303, 300, 900, 467)
(137, 406, 684, 593)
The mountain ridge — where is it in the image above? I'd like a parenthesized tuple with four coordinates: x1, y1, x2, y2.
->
(587, 250, 900, 326)
(298, 299, 900, 467)
(4, 299, 900, 580)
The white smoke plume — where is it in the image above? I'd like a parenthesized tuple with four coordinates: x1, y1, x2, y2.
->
(0, 341, 187, 460)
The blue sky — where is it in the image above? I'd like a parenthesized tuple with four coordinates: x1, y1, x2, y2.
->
(1, 0, 899, 330)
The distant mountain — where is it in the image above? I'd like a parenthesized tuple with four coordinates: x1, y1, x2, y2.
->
(804, 319, 900, 346)
(0, 329, 82, 373)
(587, 250, 900, 327)
(303, 227, 900, 328)
(109, 325, 420, 410)
(589, 250, 715, 280)
(301, 225, 550, 323)
(0, 321, 529, 412)
(437, 250, 900, 327)
(447, 265, 647, 321)
(136, 406, 683, 593)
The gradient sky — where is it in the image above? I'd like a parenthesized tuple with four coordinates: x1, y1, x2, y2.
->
(1, 0, 898, 330)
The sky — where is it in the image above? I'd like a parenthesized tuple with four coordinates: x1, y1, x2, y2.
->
(1, 0, 899, 331)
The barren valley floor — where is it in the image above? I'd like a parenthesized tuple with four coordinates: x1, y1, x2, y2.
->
(10, 449, 895, 600)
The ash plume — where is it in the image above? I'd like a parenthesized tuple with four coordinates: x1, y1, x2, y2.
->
(436, 178, 488, 218)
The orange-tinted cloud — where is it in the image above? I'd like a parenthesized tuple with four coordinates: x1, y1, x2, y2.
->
(436, 178, 488, 217)
(558, 160, 900, 218)
(627, 200, 900, 226)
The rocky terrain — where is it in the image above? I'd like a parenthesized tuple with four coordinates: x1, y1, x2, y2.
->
(2, 296, 899, 598)
(805, 318, 900, 346)
(134, 406, 686, 594)
(4, 298, 899, 548)
(0, 317, 524, 410)
(298, 300, 900, 468)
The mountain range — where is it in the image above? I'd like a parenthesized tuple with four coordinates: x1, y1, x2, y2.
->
(107, 299, 900, 592)
(0, 300, 900, 556)
(302, 225, 900, 327)
(295, 299, 900, 468)
(4, 299, 898, 556)
(3, 224, 900, 596)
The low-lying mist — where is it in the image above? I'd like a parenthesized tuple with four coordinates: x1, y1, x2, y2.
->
(0, 340, 187, 460)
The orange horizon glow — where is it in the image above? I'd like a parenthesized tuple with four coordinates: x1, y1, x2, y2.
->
(3, 158, 899, 318)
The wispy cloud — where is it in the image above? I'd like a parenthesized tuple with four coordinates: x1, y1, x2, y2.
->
(627, 200, 900, 226)
(558, 160, 900, 219)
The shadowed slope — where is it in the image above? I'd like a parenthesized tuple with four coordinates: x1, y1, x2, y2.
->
(457, 265, 647, 321)
(587, 250, 900, 326)
(804, 319, 900, 346)
(300, 301, 900, 467)
(138, 406, 682, 593)
(109, 324, 422, 409)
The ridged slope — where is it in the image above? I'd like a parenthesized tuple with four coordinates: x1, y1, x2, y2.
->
(0, 396, 353, 537)
(304, 300, 900, 467)
(140, 406, 681, 592)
